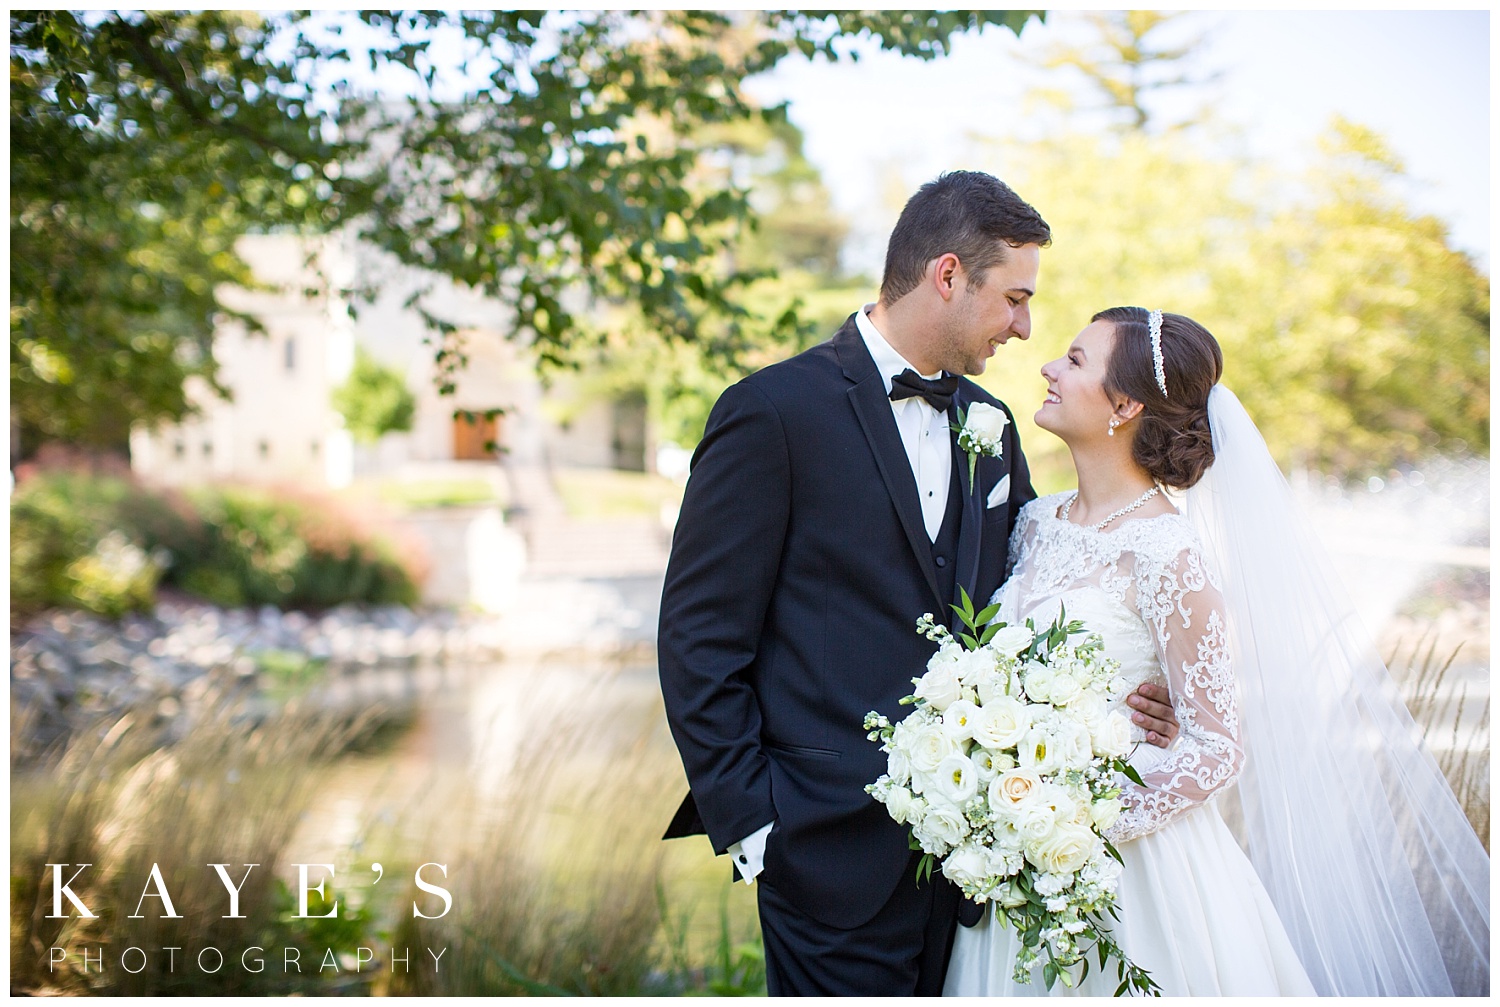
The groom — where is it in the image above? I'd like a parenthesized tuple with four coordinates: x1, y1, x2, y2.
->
(658, 171, 1179, 995)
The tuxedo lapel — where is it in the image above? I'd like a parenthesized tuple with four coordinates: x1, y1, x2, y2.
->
(950, 392, 983, 611)
(834, 321, 944, 610)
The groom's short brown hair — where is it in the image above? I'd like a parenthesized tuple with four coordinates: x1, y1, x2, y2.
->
(879, 171, 1051, 306)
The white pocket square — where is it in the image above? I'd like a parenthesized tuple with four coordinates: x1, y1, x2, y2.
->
(986, 474, 1011, 509)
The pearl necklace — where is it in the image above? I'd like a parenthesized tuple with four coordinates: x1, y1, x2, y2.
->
(1060, 485, 1161, 531)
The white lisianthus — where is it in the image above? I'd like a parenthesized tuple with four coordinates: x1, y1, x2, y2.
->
(1090, 796, 1123, 832)
(1039, 783, 1079, 827)
(914, 662, 963, 712)
(972, 695, 1031, 751)
(991, 818, 1025, 852)
(1030, 823, 1097, 876)
(1094, 710, 1135, 758)
(932, 753, 981, 806)
(988, 623, 1035, 656)
(970, 746, 1000, 783)
(909, 721, 958, 772)
(942, 700, 981, 742)
(1018, 726, 1061, 775)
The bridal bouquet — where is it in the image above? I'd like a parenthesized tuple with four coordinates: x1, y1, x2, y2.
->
(863, 591, 1160, 996)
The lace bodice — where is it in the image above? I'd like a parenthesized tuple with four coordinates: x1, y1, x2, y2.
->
(992, 491, 1243, 844)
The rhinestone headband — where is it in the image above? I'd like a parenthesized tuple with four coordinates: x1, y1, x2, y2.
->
(1148, 309, 1167, 398)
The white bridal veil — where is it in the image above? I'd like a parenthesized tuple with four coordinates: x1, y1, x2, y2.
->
(1182, 386, 1489, 996)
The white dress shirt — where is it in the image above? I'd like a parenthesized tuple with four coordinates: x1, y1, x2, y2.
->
(726, 306, 955, 885)
(853, 303, 954, 541)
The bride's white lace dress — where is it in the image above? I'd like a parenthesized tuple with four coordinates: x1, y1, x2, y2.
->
(943, 493, 1316, 996)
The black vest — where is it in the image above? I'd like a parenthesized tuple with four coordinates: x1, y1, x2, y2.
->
(931, 444, 965, 621)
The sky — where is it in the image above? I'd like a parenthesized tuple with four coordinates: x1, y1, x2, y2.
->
(743, 10, 1491, 276)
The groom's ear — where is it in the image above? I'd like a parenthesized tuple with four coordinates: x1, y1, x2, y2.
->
(930, 253, 963, 300)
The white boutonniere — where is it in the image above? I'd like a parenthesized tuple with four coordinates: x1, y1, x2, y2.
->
(953, 402, 1010, 488)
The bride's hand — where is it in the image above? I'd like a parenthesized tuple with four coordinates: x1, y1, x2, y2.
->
(1128, 683, 1179, 747)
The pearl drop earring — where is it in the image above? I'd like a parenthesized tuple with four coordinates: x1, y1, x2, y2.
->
(1108, 417, 1120, 437)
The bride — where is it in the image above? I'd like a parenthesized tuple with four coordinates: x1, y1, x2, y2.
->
(943, 307, 1489, 996)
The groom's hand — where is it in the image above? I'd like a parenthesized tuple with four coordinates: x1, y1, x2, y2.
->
(1128, 683, 1179, 747)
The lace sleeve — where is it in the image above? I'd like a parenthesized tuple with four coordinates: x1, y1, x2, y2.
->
(1106, 543, 1244, 844)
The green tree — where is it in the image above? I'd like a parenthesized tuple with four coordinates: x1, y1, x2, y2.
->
(331, 348, 416, 444)
(969, 124, 1487, 484)
(1031, 10, 1217, 132)
(10, 9, 1041, 456)
(965, 12, 1486, 485)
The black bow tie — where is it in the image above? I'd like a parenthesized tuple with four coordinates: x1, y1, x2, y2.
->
(889, 368, 958, 412)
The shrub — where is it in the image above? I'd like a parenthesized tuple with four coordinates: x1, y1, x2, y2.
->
(176, 486, 419, 609)
(10, 463, 420, 617)
(10, 466, 200, 618)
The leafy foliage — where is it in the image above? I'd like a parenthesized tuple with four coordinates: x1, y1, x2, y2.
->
(10, 464, 419, 617)
(331, 347, 416, 444)
(970, 14, 1487, 483)
(10, 10, 1040, 452)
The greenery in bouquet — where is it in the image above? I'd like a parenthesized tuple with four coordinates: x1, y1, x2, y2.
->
(863, 590, 1162, 996)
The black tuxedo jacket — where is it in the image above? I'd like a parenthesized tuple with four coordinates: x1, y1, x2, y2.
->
(658, 314, 1036, 929)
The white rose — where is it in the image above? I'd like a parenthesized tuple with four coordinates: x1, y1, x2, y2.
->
(884, 784, 917, 823)
(931, 753, 980, 806)
(971, 695, 1031, 751)
(913, 662, 963, 712)
(965, 402, 1011, 442)
(974, 667, 1008, 706)
(1046, 671, 1084, 707)
(997, 880, 1028, 908)
(1017, 804, 1058, 845)
(1090, 796, 1123, 832)
(1070, 691, 1108, 734)
(942, 700, 981, 742)
(1021, 662, 1055, 704)
(1093, 710, 1135, 759)
(1030, 823, 1097, 877)
(989, 767, 1044, 813)
(951, 648, 996, 685)
(1017, 726, 1061, 775)
(941, 843, 992, 891)
(1052, 719, 1094, 771)
(988, 624, 1035, 656)
(887, 746, 911, 786)
(920, 803, 970, 850)
(909, 722, 959, 773)
(994, 751, 1017, 772)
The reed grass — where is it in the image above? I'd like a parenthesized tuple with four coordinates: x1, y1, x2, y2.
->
(10, 703, 392, 995)
(1388, 633, 1490, 851)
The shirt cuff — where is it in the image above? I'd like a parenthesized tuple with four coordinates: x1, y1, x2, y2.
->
(726, 820, 774, 885)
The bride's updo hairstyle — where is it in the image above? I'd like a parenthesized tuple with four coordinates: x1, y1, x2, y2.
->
(1093, 306, 1223, 490)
